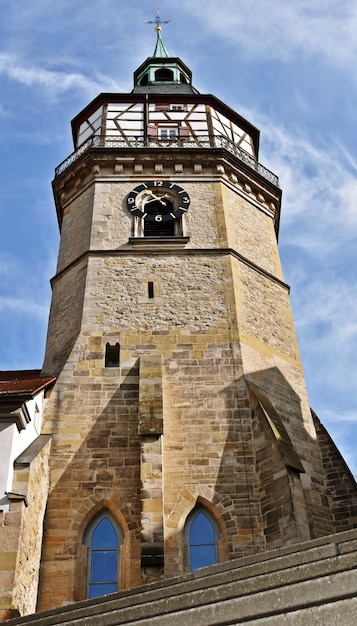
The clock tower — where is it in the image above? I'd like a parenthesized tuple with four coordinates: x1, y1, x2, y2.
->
(34, 17, 356, 611)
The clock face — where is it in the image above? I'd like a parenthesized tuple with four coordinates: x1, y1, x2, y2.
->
(126, 181, 190, 222)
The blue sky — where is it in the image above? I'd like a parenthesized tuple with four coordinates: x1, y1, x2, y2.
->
(0, 1, 356, 473)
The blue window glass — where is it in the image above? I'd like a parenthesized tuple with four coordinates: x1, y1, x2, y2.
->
(190, 544, 217, 570)
(190, 512, 215, 544)
(92, 517, 118, 549)
(91, 550, 117, 582)
(84, 513, 123, 599)
(185, 508, 219, 572)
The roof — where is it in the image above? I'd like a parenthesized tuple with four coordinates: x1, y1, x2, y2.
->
(153, 30, 169, 58)
(0, 370, 56, 397)
(133, 84, 197, 94)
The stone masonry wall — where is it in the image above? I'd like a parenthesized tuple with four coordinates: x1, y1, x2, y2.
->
(251, 402, 310, 547)
(0, 509, 19, 621)
(229, 252, 335, 539)
(0, 438, 51, 620)
(38, 247, 269, 607)
(56, 185, 94, 273)
(42, 260, 88, 376)
(11, 438, 52, 616)
(222, 183, 284, 279)
(312, 410, 357, 531)
(37, 157, 350, 613)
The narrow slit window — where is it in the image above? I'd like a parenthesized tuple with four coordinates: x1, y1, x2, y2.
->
(148, 282, 154, 299)
(105, 342, 120, 368)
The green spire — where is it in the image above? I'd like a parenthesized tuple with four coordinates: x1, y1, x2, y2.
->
(153, 28, 169, 58)
(146, 9, 170, 58)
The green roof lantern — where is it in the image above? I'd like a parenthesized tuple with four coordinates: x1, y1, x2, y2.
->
(133, 9, 195, 93)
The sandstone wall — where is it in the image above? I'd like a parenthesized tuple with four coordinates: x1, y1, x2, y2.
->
(0, 437, 51, 619)
(37, 155, 349, 612)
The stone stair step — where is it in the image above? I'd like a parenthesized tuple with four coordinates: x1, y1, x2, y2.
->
(7, 529, 357, 626)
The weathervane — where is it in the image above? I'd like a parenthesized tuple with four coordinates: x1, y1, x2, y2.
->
(145, 8, 171, 32)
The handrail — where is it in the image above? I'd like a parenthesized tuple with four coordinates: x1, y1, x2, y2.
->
(54, 134, 279, 186)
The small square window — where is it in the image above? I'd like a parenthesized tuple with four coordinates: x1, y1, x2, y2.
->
(159, 127, 178, 140)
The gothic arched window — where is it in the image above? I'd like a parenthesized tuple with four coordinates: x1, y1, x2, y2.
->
(184, 508, 219, 572)
(83, 513, 123, 599)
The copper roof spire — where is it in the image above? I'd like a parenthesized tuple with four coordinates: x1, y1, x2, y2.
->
(145, 8, 171, 58)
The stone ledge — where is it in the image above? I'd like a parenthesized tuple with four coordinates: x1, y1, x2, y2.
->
(14, 436, 52, 467)
(6, 528, 357, 625)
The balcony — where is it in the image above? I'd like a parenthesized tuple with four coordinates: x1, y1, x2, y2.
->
(55, 134, 279, 187)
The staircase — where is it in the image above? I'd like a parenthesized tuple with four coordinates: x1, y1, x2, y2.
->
(7, 529, 357, 625)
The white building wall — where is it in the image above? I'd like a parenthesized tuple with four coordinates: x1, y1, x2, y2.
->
(0, 391, 45, 512)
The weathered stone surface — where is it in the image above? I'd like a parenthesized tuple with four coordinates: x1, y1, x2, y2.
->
(0, 437, 51, 617)
(35, 160, 352, 611)
(5, 529, 357, 626)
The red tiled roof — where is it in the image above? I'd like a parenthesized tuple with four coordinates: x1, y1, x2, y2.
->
(0, 370, 56, 396)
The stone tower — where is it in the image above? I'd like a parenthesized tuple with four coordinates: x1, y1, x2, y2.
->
(28, 21, 356, 613)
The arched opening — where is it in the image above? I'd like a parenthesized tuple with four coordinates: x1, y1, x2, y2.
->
(155, 68, 174, 82)
(184, 507, 220, 572)
(143, 197, 176, 237)
(139, 73, 149, 86)
(144, 218, 175, 237)
(83, 512, 123, 599)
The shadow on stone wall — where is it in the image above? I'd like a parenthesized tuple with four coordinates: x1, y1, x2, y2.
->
(38, 362, 357, 610)
(38, 364, 142, 609)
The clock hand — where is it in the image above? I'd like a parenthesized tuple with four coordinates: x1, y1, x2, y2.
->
(145, 196, 159, 204)
(141, 193, 161, 208)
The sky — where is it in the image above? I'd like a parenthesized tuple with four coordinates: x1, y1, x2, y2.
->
(0, 1, 356, 474)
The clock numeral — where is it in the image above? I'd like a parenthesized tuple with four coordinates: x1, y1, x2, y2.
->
(182, 197, 190, 203)
(155, 214, 163, 222)
(128, 197, 135, 204)
(153, 180, 163, 186)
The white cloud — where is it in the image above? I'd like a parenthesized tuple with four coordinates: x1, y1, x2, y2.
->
(239, 108, 357, 249)
(338, 179, 357, 225)
(0, 253, 22, 279)
(324, 408, 357, 424)
(184, 0, 357, 69)
(0, 53, 120, 98)
(293, 280, 357, 342)
(0, 103, 10, 117)
(0, 295, 48, 318)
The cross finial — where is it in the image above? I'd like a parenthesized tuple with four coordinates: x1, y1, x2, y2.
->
(145, 8, 171, 33)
